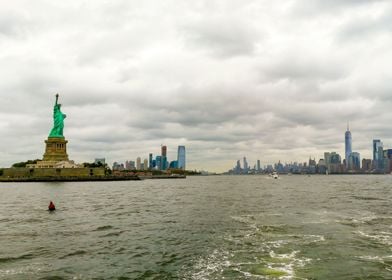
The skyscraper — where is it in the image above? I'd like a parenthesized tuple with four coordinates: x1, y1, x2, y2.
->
(385, 149, 392, 159)
(373, 139, 384, 170)
(325, 152, 342, 173)
(161, 145, 167, 157)
(161, 156, 168, 170)
(161, 145, 168, 170)
(373, 139, 382, 160)
(149, 153, 153, 169)
(129, 161, 135, 170)
(125, 160, 131, 170)
(136, 157, 141, 170)
(155, 156, 162, 170)
(235, 160, 241, 174)
(362, 159, 372, 172)
(177, 145, 186, 170)
(143, 159, 148, 170)
(169, 161, 178, 169)
(348, 152, 361, 171)
(345, 123, 352, 168)
(243, 157, 248, 171)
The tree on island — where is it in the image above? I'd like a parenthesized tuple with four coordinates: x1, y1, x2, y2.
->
(82, 162, 112, 175)
(12, 159, 40, 168)
(169, 169, 201, 175)
(82, 162, 104, 168)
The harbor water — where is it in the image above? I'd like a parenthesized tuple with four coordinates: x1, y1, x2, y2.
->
(0, 175, 391, 279)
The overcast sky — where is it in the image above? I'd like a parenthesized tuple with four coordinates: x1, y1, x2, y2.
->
(1, 0, 391, 172)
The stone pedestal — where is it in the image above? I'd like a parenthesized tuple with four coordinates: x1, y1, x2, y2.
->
(43, 137, 69, 161)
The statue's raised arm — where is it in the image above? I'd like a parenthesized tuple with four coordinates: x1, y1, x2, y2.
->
(49, 94, 66, 138)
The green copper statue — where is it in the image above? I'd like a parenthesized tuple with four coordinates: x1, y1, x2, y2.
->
(49, 94, 66, 138)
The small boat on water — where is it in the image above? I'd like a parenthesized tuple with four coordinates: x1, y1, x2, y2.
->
(271, 172, 279, 179)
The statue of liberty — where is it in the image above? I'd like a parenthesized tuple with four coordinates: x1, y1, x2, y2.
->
(49, 94, 66, 138)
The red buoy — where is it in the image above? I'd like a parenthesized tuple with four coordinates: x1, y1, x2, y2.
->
(48, 201, 56, 211)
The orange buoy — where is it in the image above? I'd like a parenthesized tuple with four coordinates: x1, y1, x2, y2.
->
(48, 201, 56, 211)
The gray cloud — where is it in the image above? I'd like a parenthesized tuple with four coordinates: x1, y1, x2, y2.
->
(261, 55, 347, 82)
(0, 12, 29, 38)
(182, 17, 260, 58)
(335, 5, 392, 43)
(293, 0, 388, 15)
(0, 0, 392, 172)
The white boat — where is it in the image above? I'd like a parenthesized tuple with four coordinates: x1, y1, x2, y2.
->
(272, 172, 279, 179)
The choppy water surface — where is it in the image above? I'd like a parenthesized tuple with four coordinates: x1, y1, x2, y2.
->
(0, 175, 391, 279)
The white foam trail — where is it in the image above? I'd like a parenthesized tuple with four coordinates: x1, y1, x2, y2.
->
(357, 230, 392, 246)
(188, 249, 231, 280)
(0, 263, 43, 277)
(303, 234, 325, 243)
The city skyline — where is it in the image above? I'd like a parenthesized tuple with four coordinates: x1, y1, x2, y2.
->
(1, 1, 392, 172)
(111, 144, 186, 172)
(229, 125, 392, 174)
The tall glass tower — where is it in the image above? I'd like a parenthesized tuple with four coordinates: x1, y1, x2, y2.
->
(373, 139, 383, 169)
(345, 123, 352, 167)
(177, 146, 186, 170)
(243, 157, 248, 171)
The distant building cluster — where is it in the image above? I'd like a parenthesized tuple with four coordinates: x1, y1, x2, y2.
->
(227, 125, 392, 175)
(109, 145, 186, 171)
(228, 157, 263, 175)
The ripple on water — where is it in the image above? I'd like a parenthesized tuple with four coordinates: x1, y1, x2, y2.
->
(336, 213, 390, 228)
(186, 215, 318, 279)
(1, 176, 391, 279)
(0, 217, 12, 223)
(185, 246, 311, 280)
(356, 230, 392, 246)
(358, 255, 392, 262)
(364, 216, 392, 226)
(0, 263, 45, 278)
(352, 195, 385, 201)
(185, 249, 231, 279)
(0, 231, 39, 238)
(59, 250, 88, 259)
(258, 224, 289, 234)
(357, 255, 392, 275)
(288, 234, 326, 244)
(39, 276, 67, 280)
(0, 253, 34, 264)
(100, 230, 125, 237)
(230, 215, 255, 224)
(94, 225, 113, 231)
(238, 249, 311, 279)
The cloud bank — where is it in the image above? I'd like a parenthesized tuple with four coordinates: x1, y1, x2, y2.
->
(1, 0, 391, 172)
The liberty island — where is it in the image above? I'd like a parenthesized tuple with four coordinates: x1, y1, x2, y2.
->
(0, 94, 185, 181)
(0, 94, 138, 181)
